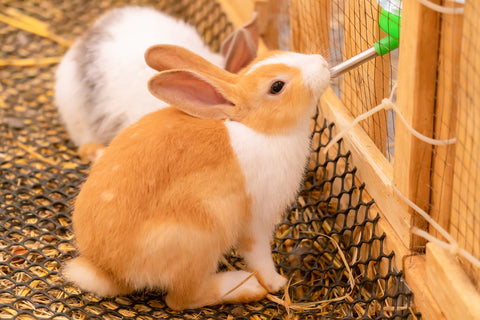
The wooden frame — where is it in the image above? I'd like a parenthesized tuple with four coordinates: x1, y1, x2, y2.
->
(424, 243, 480, 320)
(290, 0, 329, 54)
(324, 0, 480, 319)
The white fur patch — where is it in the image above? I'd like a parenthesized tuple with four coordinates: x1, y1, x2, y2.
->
(101, 191, 115, 202)
(225, 117, 311, 228)
(92, 7, 225, 139)
(63, 259, 117, 297)
(247, 52, 327, 76)
(55, 46, 97, 146)
(219, 271, 265, 299)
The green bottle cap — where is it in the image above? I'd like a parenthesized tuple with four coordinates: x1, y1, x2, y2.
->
(374, 8, 401, 56)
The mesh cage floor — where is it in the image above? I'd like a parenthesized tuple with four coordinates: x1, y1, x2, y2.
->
(0, 0, 420, 319)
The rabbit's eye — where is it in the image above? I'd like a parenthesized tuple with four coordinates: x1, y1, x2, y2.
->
(269, 81, 285, 94)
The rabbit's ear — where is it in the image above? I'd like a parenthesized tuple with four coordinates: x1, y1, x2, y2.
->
(145, 45, 236, 82)
(221, 12, 259, 73)
(148, 70, 236, 120)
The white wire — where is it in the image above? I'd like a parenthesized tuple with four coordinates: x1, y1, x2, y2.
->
(322, 83, 455, 153)
(390, 103, 457, 145)
(323, 102, 391, 152)
(417, 0, 464, 14)
(393, 185, 455, 244)
(411, 227, 480, 269)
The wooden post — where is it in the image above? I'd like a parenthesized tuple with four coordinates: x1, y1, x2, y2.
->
(429, 1, 463, 241)
(404, 255, 446, 320)
(426, 243, 480, 319)
(450, 0, 480, 289)
(393, 0, 441, 250)
(341, 0, 389, 155)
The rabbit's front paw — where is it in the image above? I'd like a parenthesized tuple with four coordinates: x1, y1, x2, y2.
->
(256, 271, 287, 293)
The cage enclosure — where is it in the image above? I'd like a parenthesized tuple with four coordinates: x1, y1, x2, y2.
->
(0, 0, 422, 319)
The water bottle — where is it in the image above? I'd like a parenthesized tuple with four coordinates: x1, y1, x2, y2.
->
(376, 0, 402, 16)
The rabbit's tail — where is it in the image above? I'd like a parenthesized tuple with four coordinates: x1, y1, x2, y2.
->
(63, 257, 131, 296)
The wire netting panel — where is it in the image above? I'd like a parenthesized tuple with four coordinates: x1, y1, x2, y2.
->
(447, 0, 480, 290)
(390, 0, 480, 290)
(288, 0, 398, 159)
(1, 0, 419, 319)
(329, 0, 397, 160)
(261, 0, 398, 161)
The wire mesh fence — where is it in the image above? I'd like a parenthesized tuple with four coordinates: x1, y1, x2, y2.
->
(328, 0, 397, 161)
(445, 0, 480, 290)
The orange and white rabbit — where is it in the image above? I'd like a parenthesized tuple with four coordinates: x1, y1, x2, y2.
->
(63, 44, 330, 310)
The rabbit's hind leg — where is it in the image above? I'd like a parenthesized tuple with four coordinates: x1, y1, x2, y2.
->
(165, 270, 267, 311)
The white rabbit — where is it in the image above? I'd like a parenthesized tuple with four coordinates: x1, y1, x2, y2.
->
(63, 44, 330, 310)
(54, 6, 258, 159)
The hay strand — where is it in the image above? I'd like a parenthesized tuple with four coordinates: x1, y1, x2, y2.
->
(0, 7, 72, 47)
(0, 57, 62, 67)
(14, 140, 60, 166)
(221, 272, 258, 299)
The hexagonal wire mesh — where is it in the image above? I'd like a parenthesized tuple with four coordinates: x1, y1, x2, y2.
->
(0, 0, 420, 319)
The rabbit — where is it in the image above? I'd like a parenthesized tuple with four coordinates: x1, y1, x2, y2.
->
(62, 44, 330, 310)
(54, 6, 259, 160)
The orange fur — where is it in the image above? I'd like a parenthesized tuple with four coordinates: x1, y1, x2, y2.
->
(236, 64, 314, 134)
(146, 45, 237, 82)
(71, 108, 253, 309)
(238, 235, 254, 253)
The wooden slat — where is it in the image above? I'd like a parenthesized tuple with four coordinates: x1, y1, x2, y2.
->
(450, 0, 480, 290)
(429, 1, 463, 242)
(426, 243, 480, 320)
(404, 255, 446, 320)
(321, 88, 411, 259)
(393, 0, 441, 249)
(341, 0, 389, 155)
